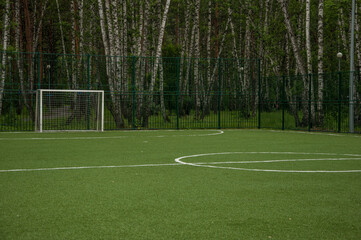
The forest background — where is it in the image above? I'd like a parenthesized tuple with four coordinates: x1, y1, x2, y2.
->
(1, 0, 360, 74)
(0, 0, 360, 130)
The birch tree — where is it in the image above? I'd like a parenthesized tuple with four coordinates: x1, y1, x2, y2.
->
(305, 0, 315, 123)
(306, 0, 312, 75)
(317, 0, 324, 125)
(0, 0, 10, 117)
(178, 0, 192, 116)
(202, 11, 231, 118)
(146, 0, 171, 125)
(193, 0, 201, 118)
(98, 0, 124, 128)
(278, 0, 309, 126)
(55, 0, 71, 86)
(136, 0, 150, 123)
(278, 0, 306, 76)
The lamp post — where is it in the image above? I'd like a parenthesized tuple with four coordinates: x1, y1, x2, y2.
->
(337, 52, 342, 132)
(349, 0, 356, 133)
(46, 65, 51, 89)
(337, 52, 342, 72)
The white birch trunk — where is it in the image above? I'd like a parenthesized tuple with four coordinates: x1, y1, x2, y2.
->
(239, 7, 243, 59)
(136, 1, 144, 57)
(278, 0, 308, 125)
(55, 0, 71, 86)
(306, 0, 312, 74)
(145, 0, 171, 125)
(193, 0, 201, 118)
(202, 16, 231, 117)
(244, 6, 252, 93)
(110, 0, 121, 95)
(137, 0, 150, 120)
(28, 0, 48, 94)
(159, 59, 169, 122)
(0, 0, 10, 117)
(149, 0, 171, 94)
(122, 0, 128, 92)
(355, 3, 361, 70)
(278, 0, 306, 76)
(285, 33, 301, 127)
(15, 0, 29, 117)
(156, 0, 168, 122)
(98, 0, 123, 128)
(317, 0, 324, 124)
(207, 0, 212, 84)
(339, 8, 348, 54)
(305, 0, 315, 123)
(71, 0, 77, 89)
(178, 0, 191, 115)
(228, 7, 241, 106)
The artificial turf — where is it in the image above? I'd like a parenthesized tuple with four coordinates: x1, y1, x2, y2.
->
(0, 129, 360, 239)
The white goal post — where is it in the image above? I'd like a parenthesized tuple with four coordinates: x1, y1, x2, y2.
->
(35, 89, 104, 132)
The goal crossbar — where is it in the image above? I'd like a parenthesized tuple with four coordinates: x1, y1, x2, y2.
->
(35, 89, 104, 132)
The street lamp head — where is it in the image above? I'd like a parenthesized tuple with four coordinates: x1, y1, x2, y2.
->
(337, 52, 343, 59)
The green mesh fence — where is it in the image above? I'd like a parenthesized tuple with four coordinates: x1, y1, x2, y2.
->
(0, 51, 360, 133)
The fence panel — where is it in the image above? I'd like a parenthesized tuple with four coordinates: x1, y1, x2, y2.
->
(0, 52, 360, 133)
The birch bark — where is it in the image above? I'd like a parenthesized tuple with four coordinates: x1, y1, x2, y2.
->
(278, 0, 306, 76)
(98, 0, 124, 128)
(317, 0, 324, 125)
(0, 0, 10, 117)
(148, 0, 171, 101)
(122, 0, 128, 93)
(278, 0, 309, 126)
(178, 0, 191, 116)
(55, 0, 71, 86)
(157, 0, 169, 122)
(137, 0, 150, 122)
(202, 15, 231, 118)
(193, 0, 201, 118)
(339, 8, 348, 54)
(305, 0, 315, 124)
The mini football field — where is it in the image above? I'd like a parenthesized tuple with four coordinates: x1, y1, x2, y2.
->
(0, 129, 361, 239)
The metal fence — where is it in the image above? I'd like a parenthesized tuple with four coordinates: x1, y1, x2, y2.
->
(0, 51, 360, 133)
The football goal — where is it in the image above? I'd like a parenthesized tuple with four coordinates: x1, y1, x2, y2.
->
(35, 89, 104, 132)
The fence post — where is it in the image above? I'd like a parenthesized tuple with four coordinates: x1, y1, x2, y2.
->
(308, 73, 312, 131)
(132, 56, 136, 130)
(87, 54, 90, 89)
(176, 57, 180, 130)
(218, 58, 222, 129)
(338, 71, 342, 132)
(282, 75, 285, 130)
(258, 59, 261, 129)
(87, 54, 90, 130)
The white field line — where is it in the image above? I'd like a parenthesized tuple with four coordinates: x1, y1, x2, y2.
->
(2, 154, 361, 173)
(174, 152, 361, 173)
(0, 130, 224, 140)
(0, 163, 182, 173)
(204, 158, 361, 164)
(265, 129, 361, 138)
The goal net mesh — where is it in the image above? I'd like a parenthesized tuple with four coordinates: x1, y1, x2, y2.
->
(35, 90, 104, 132)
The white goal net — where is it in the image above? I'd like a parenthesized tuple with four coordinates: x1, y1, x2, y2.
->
(35, 89, 104, 132)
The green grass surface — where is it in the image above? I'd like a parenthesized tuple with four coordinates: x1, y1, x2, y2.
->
(0, 129, 361, 239)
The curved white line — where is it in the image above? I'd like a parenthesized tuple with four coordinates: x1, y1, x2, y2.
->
(175, 152, 361, 173)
